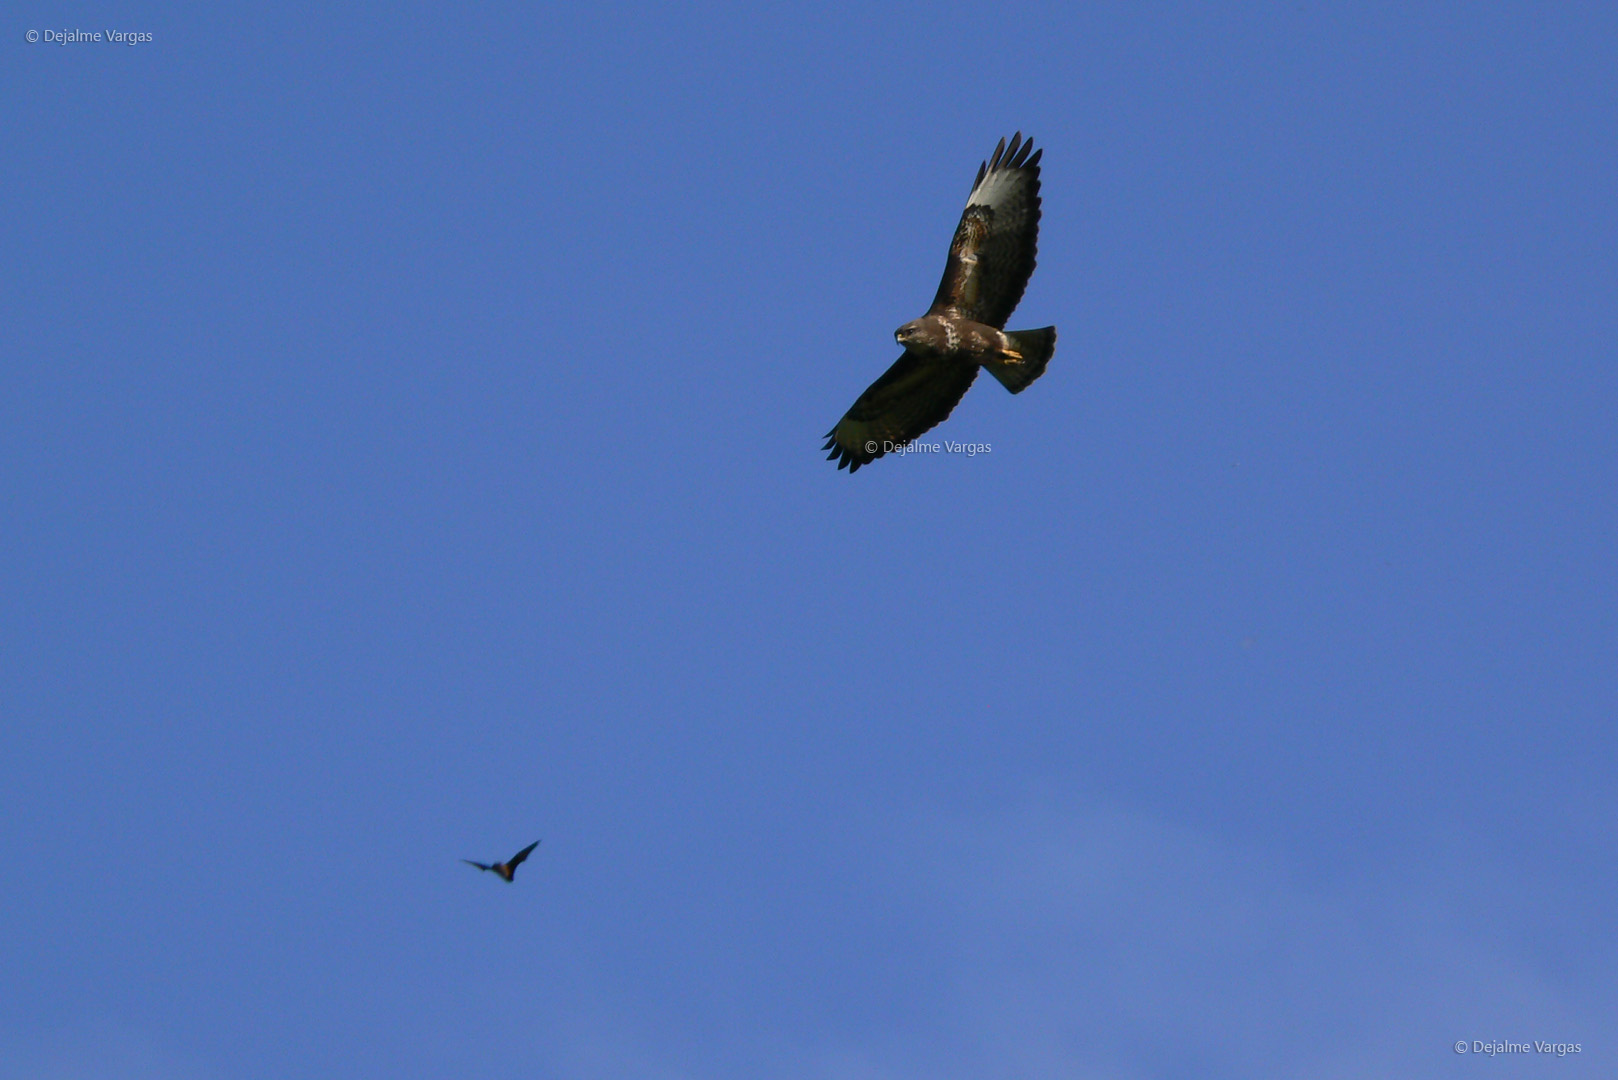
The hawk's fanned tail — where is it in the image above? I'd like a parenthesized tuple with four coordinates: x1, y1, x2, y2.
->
(982, 326, 1057, 394)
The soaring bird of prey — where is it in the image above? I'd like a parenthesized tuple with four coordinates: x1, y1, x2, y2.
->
(462, 840, 540, 882)
(824, 133, 1056, 473)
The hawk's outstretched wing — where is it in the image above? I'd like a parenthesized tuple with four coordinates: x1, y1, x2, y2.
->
(823, 353, 979, 472)
(928, 133, 1042, 329)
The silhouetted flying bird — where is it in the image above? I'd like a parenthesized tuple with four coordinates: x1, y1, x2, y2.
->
(462, 840, 540, 882)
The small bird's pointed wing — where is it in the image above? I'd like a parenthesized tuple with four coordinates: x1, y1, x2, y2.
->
(508, 840, 541, 868)
(462, 859, 492, 872)
(928, 133, 1043, 328)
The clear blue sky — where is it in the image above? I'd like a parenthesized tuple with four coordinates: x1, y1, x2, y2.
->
(4, 3, 1614, 1077)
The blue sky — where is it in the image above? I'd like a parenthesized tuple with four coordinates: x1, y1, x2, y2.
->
(4, 3, 1615, 1077)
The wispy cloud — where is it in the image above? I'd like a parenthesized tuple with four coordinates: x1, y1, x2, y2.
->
(541, 792, 1607, 1080)
(890, 795, 1609, 1079)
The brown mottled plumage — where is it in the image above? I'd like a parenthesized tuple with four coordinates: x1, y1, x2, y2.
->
(824, 133, 1057, 473)
(462, 840, 540, 882)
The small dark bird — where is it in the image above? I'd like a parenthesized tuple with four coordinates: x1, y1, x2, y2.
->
(462, 840, 540, 882)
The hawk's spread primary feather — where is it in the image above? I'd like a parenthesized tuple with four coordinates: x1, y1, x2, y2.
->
(824, 133, 1056, 472)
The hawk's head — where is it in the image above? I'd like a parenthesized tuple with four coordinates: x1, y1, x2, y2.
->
(895, 319, 934, 352)
(896, 317, 951, 356)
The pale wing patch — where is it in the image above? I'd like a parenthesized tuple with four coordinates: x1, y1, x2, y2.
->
(964, 163, 1029, 215)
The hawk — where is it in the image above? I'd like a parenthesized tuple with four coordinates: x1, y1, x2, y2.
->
(462, 840, 540, 882)
(824, 132, 1056, 473)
